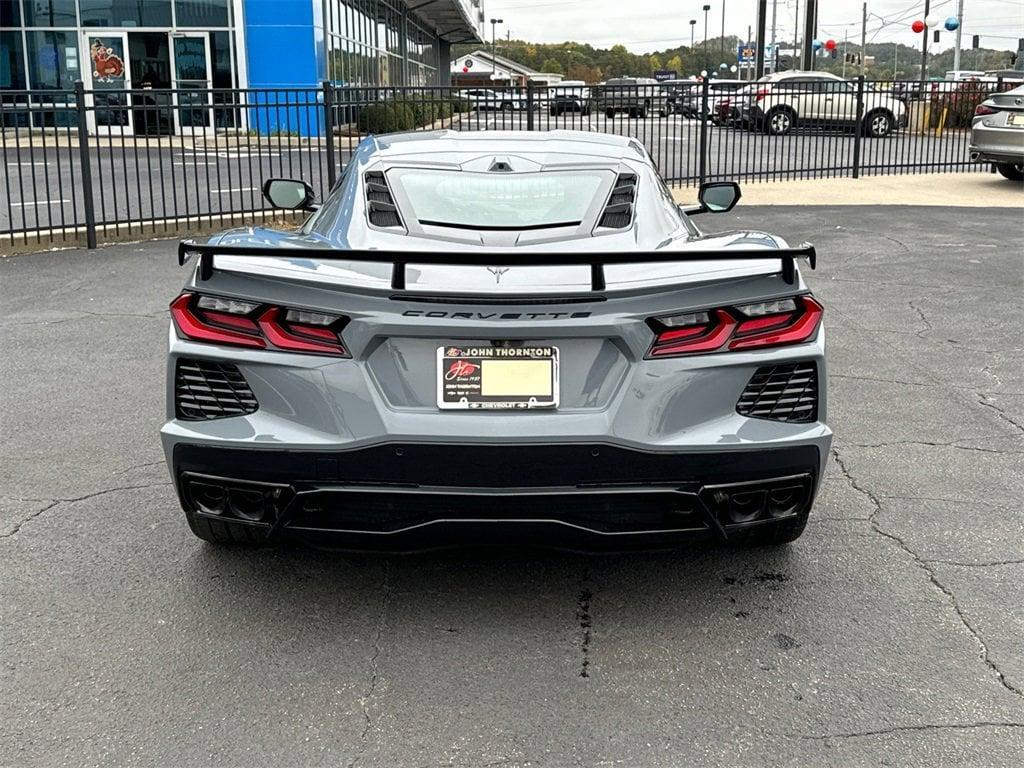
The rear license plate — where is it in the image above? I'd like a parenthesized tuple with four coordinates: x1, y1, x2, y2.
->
(1008, 114, 1024, 127)
(437, 345, 559, 410)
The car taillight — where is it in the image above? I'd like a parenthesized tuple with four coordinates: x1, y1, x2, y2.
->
(170, 293, 349, 356)
(257, 306, 347, 355)
(974, 104, 997, 116)
(647, 296, 822, 357)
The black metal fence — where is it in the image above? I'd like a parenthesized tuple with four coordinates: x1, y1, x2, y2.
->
(0, 78, 1011, 251)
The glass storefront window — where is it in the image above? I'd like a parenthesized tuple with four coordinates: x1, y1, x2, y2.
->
(80, 0, 172, 28)
(23, 1, 78, 27)
(176, 0, 229, 28)
(1, 29, 26, 89)
(26, 30, 79, 88)
(0, 0, 21, 27)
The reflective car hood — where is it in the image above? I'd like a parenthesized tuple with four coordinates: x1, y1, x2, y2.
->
(203, 227, 797, 294)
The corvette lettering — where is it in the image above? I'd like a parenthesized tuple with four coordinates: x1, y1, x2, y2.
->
(403, 310, 591, 320)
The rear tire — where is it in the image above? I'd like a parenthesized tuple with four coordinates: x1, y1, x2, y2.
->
(996, 162, 1024, 181)
(863, 109, 894, 138)
(185, 508, 268, 546)
(764, 107, 794, 135)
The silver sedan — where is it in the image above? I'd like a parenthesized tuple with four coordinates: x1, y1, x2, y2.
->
(970, 84, 1024, 182)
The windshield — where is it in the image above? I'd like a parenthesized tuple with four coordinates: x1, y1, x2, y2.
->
(391, 169, 609, 230)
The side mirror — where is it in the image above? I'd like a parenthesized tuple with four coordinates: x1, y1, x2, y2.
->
(262, 178, 316, 211)
(685, 181, 742, 215)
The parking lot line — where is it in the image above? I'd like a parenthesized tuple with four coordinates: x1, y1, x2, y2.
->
(11, 199, 70, 207)
(211, 187, 257, 194)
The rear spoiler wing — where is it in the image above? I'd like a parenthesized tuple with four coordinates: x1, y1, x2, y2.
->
(177, 241, 816, 291)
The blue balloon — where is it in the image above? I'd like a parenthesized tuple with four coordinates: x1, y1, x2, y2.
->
(812, 38, 823, 49)
(944, 17, 960, 31)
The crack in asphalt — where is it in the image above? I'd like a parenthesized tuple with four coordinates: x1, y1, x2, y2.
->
(350, 560, 392, 768)
(0, 482, 172, 539)
(837, 437, 1023, 455)
(0, 308, 167, 328)
(976, 393, 1024, 435)
(111, 459, 167, 476)
(908, 300, 932, 338)
(831, 448, 1023, 701)
(794, 721, 1024, 740)
(924, 558, 1024, 568)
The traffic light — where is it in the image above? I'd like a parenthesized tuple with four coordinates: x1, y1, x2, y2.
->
(972, 35, 980, 49)
(831, 49, 837, 59)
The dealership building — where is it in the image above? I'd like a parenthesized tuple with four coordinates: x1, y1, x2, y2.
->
(1, 1, 484, 128)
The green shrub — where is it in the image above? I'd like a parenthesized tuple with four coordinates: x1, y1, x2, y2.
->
(356, 102, 415, 133)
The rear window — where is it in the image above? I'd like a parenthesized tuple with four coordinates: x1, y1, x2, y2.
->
(391, 169, 609, 230)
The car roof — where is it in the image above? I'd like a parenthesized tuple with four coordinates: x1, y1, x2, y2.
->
(769, 70, 843, 81)
(365, 129, 648, 163)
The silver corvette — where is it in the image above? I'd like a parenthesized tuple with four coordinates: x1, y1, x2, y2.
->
(163, 130, 831, 550)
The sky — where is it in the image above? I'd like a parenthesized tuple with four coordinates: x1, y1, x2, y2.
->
(481, 0, 1024, 53)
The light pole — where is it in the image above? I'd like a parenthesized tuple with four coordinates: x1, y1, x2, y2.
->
(720, 1, 726, 68)
(703, 4, 711, 73)
(490, 18, 503, 82)
(690, 19, 696, 51)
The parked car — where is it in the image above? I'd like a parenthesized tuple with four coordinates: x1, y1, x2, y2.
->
(660, 78, 700, 116)
(970, 84, 1024, 181)
(460, 88, 531, 111)
(549, 80, 591, 116)
(746, 70, 906, 137)
(167, 130, 829, 549)
(592, 77, 669, 118)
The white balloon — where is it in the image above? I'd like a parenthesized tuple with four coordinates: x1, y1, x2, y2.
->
(925, 13, 940, 27)
(700, 70, 708, 77)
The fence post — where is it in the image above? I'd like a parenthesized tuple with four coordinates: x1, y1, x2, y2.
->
(322, 81, 337, 190)
(852, 75, 865, 179)
(698, 78, 710, 186)
(73, 80, 96, 250)
(526, 82, 535, 131)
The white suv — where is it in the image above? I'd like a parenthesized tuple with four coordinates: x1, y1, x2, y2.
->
(748, 71, 906, 138)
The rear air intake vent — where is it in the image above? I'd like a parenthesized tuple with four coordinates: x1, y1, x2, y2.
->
(364, 171, 403, 229)
(736, 362, 818, 423)
(175, 359, 258, 421)
(598, 173, 637, 229)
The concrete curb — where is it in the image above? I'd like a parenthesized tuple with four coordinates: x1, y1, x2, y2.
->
(672, 172, 1023, 208)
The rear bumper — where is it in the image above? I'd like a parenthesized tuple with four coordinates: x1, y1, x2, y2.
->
(170, 442, 824, 550)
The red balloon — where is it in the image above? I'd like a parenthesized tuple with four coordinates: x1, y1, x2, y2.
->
(911, 20, 925, 33)
(825, 39, 837, 50)
(462, 66, 469, 73)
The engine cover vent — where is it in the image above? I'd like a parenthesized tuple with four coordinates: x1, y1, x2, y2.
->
(364, 171, 403, 229)
(598, 173, 637, 229)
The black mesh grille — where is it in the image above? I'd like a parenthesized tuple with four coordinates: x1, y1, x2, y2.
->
(736, 363, 818, 423)
(364, 171, 403, 229)
(175, 359, 259, 421)
(598, 173, 637, 229)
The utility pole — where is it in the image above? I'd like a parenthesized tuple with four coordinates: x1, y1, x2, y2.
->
(721, 1, 726, 69)
(953, 0, 964, 73)
(769, 0, 777, 74)
(842, 29, 848, 78)
(860, 2, 867, 77)
(920, 0, 930, 81)
(801, 0, 817, 71)
(754, 0, 768, 78)
(795, 0, 800, 63)
(703, 4, 711, 73)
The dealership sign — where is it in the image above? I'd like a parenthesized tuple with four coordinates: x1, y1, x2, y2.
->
(737, 43, 756, 64)
(653, 69, 678, 82)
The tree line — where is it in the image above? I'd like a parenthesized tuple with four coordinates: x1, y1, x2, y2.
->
(453, 38, 1019, 82)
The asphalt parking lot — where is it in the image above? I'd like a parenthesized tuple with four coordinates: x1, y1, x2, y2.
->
(1, 204, 1022, 766)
